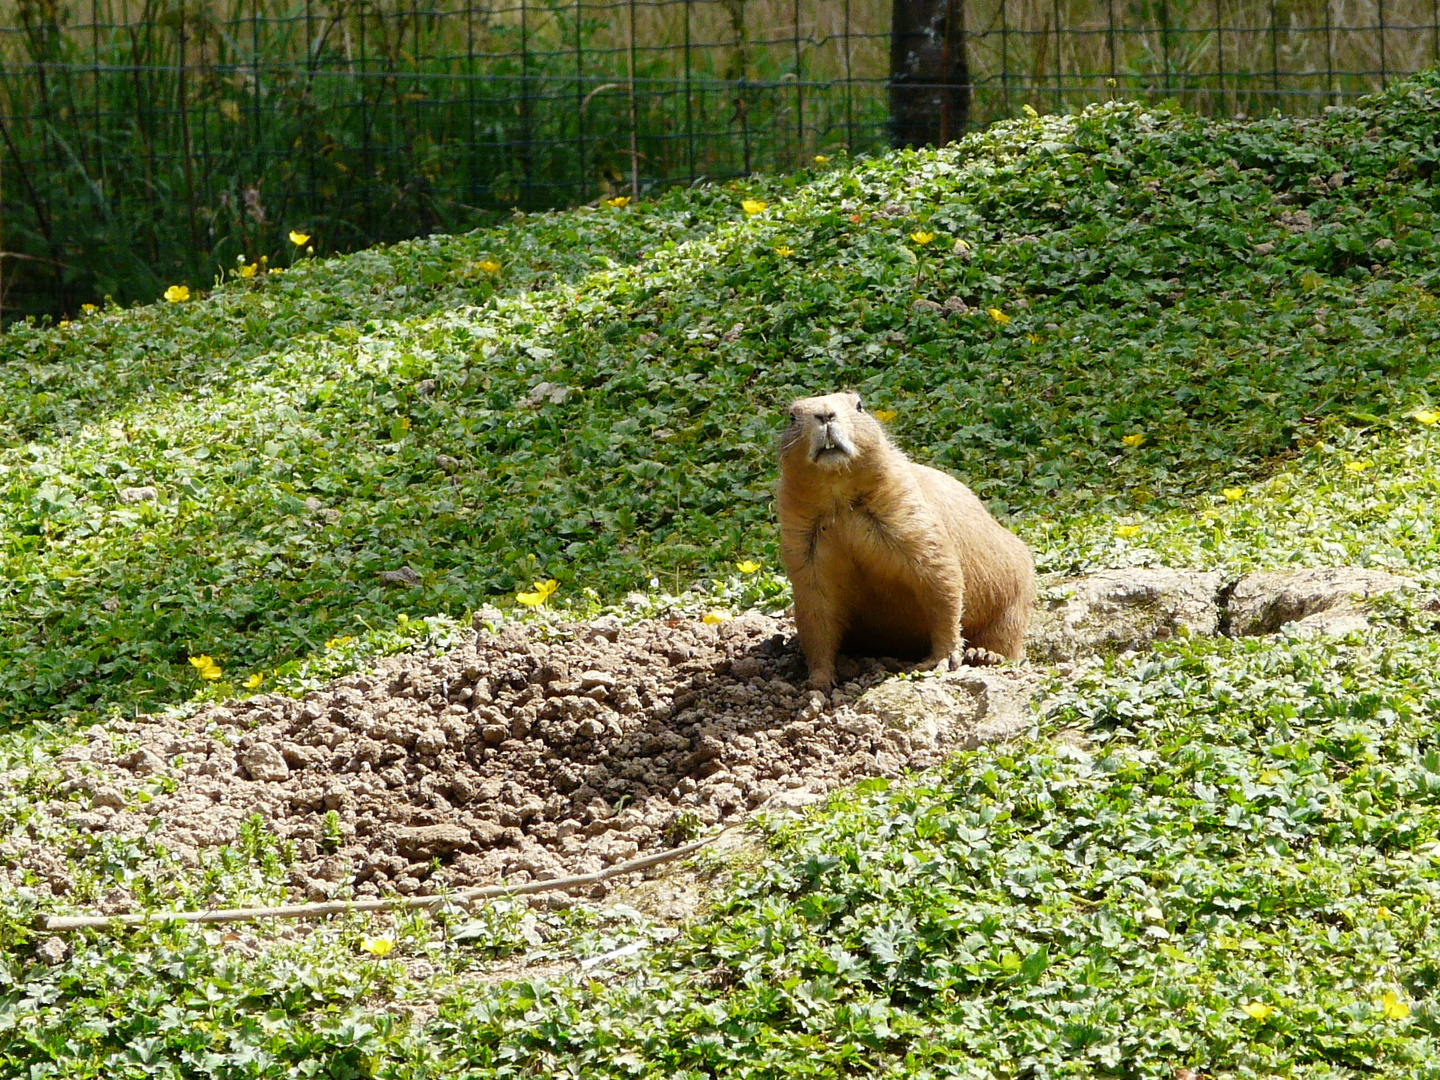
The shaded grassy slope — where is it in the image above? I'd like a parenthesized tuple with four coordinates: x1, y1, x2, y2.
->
(3, 76, 1440, 727)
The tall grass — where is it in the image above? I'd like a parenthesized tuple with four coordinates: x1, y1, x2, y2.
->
(1, 0, 1436, 320)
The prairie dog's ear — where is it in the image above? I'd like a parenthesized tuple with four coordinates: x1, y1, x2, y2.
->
(850, 392, 865, 413)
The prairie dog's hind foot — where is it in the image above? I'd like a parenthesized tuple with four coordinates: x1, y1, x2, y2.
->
(962, 646, 1009, 667)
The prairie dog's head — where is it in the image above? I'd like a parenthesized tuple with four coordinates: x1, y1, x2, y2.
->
(780, 392, 885, 470)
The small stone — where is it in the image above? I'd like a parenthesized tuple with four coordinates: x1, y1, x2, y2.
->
(555, 819, 581, 839)
(578, 670, 616, 691)
(395, 824, 475, 860)
(118, 748, 168, 777)
(118, 486, 158, 505)
(89, 786, 125, 810)
(436, 454, 462, 472)
(379, 566, 421, 587)
(583, 615, 623, 643)
(313, 854, 354, 883)
(482, 724, 509, 745)
(35, 937, 69, 966)
(237, 743, 290, 782)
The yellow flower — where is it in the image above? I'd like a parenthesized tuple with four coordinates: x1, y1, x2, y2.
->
(324, 636, 354, 649)
(813, 154, 829, 163)
(873, 409, 897, 423)
(774, 245, 794, 257)
(702, 611, 729, 625)
(239, 263, 258, 279)
(1380, 992, 1410, 1020)
(188, 654, 222, 680)
(909, 231, 936, 245)
(1412, 409, 1440, 425)
(605, 195, 630, 208)
(288, 230, 311, 246)
(244, 672, 264, 689)
(1345, 460, 1371, 473)
(953, 238, 971, 253)
(1223, 487, 1245, 501)
(1115, 525, 1141, 538)
(1242, 1002, 1275, 1021)
(1122, 433, 1145, 448)
(360, 935, 395, 957)
(516, 579, 559, 607)
(164, 285, 190, 303)
(58, 320, 71, 329)
(1027, 332, 1041, 344)
(987, 308, 1010, 324)
(741, 199, 766, 215)
(476, 259, 501, 274)
(81, 303, 98, 314)
(736, 560, 762, 574)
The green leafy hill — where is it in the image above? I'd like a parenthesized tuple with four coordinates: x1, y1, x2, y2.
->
(3, 75, 1439, 731)
(5, 72, 1440, 1080)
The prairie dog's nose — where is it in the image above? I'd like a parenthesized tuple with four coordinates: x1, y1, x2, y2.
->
(817, 409, 835, 423)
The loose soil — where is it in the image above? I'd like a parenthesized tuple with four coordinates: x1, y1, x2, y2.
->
(6, 610, 1006, 913)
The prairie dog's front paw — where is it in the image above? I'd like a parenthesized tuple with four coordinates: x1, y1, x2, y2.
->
(915, 651, 960, 674)
(806, 669, 836, 691)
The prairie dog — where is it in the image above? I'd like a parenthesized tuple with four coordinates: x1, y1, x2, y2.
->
(777, 391, 1034, 690)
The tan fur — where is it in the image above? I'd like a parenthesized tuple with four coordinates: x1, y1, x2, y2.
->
(777, 391, 1035, 690)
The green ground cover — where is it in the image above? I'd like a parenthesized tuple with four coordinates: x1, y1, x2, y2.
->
(3, 72, 1440, 1079)
(4, 74, 1439, 728)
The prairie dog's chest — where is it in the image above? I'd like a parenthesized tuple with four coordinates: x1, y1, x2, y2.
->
(805, 495, 894, 566)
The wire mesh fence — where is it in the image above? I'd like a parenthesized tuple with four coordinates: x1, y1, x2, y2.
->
(3, 0, 1438, 320)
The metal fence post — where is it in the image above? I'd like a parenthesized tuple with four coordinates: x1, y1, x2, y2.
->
(1000, 0, 1010, 116)
(1378, 0, 1387, 89)
(576, 0, 587, 203)
(521, 0, 534, 204)
(685, 0, 695, 184)
(1216, 0, 1225, 113)
(627, 0, 640, 198)
(1052, 0, 1063, 112)
(1270, 0, 1279, 107)
(1160, 0, 1172, 96)
(843, 0, 853, 149)
(794, 0, 804, 163)
(1324, 0, 1335, 106)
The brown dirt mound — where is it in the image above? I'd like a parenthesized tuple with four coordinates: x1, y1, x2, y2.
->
(7, 610, 999, 912)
